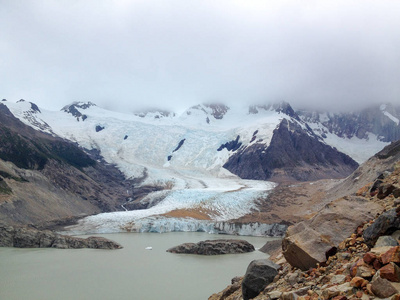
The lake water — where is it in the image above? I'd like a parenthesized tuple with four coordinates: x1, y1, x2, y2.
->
(0, 232, 276, 300)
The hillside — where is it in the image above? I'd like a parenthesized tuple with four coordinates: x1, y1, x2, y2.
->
(209, 141, 400, 299)
(0, 103, 135, 226)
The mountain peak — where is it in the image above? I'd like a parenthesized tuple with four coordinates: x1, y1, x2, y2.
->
(61, 101, 95, 121)
(248, 101, 299, 121)
(134, 108, 175, 119)
(62, 101, 96, 111)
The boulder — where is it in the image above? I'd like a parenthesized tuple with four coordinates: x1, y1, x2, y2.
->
(380, 262, 400, 282)
(364, 208, 400, 247)
(375, 235, 399, 247)
(259, 239, 282, 254)
(167, 239, 255, 255)
(282, 196, 381, 270)
(0, 224, 122, 250)
(242, 259, 280, 300)
(380, 246, 400, 265)
(370, 274, 398, 298)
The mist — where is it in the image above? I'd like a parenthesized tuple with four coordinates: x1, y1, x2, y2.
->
(1, 0, 399, 113)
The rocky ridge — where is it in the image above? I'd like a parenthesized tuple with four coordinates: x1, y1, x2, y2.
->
(209, 141, 400, 299)
(224, 118, 358, 182)
(0, 103, 139, 226)
(167, 239, 255, 255)
(0, 224, 122, 249)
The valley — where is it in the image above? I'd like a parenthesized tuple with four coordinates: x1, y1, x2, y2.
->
(1, 100, 398, 233)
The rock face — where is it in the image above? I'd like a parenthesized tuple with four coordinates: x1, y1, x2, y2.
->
(0, 224, 122, 249)
(224, 118, 358, 182)
(282, 196, 382, 270)
(363, 208, 400, 247)
(298, 103, 400, 142)
(241, 259, 280, 300)
(166, 239, 255, 255)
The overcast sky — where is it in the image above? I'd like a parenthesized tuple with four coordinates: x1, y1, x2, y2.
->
(1, 0, 399, 113)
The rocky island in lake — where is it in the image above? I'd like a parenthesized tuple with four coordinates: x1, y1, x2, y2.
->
(167, 239, 255, 255)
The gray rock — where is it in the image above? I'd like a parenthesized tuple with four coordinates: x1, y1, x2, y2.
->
(392, 230, 400, 241)
(282, 196, 381, 270)
(242, 259, 280, 300)
(364, 208, 400, 247)
(370, 274, 398, 298)
(375, 235, 399, 247)
(259, 239, 282, 254)
(167, 239, 255, 255)
(0, 224, 122, 250)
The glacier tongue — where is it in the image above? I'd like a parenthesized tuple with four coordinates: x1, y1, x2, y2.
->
(67, 217, 287, 237)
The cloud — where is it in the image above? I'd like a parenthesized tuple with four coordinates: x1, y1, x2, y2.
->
(0, 0, 399, 112)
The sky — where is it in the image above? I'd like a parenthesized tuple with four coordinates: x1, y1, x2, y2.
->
(1, 0, 399, 113)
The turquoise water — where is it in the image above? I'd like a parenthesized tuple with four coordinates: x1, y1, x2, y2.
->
(0, 232, 275, 300)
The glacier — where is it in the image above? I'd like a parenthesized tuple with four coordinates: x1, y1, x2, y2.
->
(3, 100, 390, 236)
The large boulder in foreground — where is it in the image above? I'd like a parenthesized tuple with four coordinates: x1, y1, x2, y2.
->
(242, 259, 280, 300)
(0, 224, 122, 250)
(167, 239, 255, 255)
(282, 196, 381, 270)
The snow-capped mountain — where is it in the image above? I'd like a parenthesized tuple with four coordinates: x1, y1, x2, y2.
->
(1, 98, 397, 234)
(3, 99, 396, 182)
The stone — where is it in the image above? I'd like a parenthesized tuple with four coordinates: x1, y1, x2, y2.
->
(242, 259, 280, 300)
(364, 208, 400, 247)
(370, 275, 398, 298)
(350, 277, 368, 288)
(267, 291, 282, 299)
(370, 246, 394, 256)
(167, 239, 255, 255)
(375, 236, 399, 247)
(380, 262, 400, 282)
(381, 246, 400, 265)
(357, 265, 376, 278)
(331, 274, 347, 284)
(282, 197, 380, 270)
(221, 282, 241, 299)
(350, 259, 365, 277)
(321, 287, 340, 299)
(336, 282, 353, 295)
(377, 184, 396, 199)
(391, 230, 400, 241)
(338, 253, 351, 261)
(259, 239, 282, 254)
(373, 259, 382, 271)
(363, 252, 377, 264)
(288, 272, 300, 286)
(231, 276, 241, 284)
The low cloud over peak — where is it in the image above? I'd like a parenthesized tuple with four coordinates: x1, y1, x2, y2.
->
(1, 0, 399, 113)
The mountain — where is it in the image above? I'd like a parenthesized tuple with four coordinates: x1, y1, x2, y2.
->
(0, 103, 135, 226)
(1, 98, 398, 230)
(2, 100, 367, 183)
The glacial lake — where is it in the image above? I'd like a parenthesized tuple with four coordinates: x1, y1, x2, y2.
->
(0, 232, 276, 300)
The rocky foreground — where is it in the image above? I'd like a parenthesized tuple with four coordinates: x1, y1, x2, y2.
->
(167, 239, 255, 255)
(209, 142, 400, 299)
(0, 224, 122, 249)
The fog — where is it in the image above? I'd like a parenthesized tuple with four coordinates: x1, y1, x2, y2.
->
(1, 0, 399, 113)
